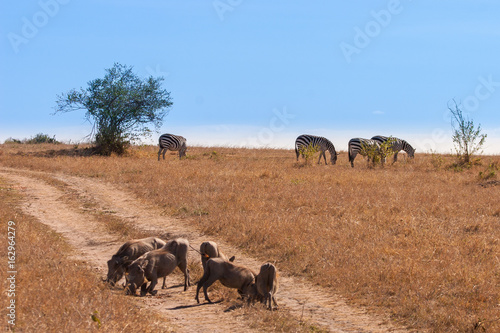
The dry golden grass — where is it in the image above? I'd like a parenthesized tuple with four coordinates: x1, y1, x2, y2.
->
(1, 143, 499, 332)
(0, 177, 175, 332)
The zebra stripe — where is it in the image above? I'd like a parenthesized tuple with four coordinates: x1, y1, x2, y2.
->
(348, 138, 381, 168)
(295, 134, 338, 165)
(158, 134, 187, 161)
(371, 135, 415, 163)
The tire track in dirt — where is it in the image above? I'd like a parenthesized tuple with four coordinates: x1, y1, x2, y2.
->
(1, 167, 409, 332)
(1, 169, 261, 333)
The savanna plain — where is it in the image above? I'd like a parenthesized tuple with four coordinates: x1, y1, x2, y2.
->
(1, 143, 499, 332)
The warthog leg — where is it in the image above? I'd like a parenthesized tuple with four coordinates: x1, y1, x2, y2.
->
(195, 273, 219, 304)
(161, 277, 167, 289)
(140, 282, 149, 297)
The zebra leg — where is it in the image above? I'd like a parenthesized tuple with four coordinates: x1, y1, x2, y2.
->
(393, 152, 398, 164)
(158, 148, 163, 161)
(162, 148, 168, 160)
(349, 152, 356, 168)
(317, 151, 325, 165)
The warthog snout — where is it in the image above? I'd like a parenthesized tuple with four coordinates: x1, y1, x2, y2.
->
(124, 282, 136, 295)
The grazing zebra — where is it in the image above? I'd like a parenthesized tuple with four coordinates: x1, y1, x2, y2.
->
(295, 134, 338, 165)
(158, 134, 187, 161)
(371, 135, 415, 163)
(348, 138, 381, 168)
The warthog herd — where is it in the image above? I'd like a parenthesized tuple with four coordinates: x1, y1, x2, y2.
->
(105, 237, 279, 310)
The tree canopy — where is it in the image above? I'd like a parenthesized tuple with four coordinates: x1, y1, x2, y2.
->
(55, 63, 173, 155)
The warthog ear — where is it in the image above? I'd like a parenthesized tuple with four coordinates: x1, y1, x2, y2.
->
(229, 256, 235, 262)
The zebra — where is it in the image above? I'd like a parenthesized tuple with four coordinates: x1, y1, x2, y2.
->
(295, 134, 338, 165)
(158, 134, 187, 161)
(371, 135, 415, 163)
(348, 138, 381, 168)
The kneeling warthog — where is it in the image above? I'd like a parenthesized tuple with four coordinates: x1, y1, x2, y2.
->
(106, 237, 166, 287)
(255, 263, 279, 310)
(195, 257, 256, 304)
(200, 241, 235, 272)
(125, 238, 191, 296)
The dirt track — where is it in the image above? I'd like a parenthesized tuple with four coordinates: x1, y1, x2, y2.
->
(1, 167, 408, 332)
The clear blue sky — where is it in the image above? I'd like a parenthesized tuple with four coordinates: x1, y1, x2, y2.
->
(1, 1, 500, 153)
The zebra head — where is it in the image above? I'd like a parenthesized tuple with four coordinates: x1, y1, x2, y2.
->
(404, 141, 415, 158)
(180, 142, 187, 158)
(408, 147, 415, 158)
(330, 151, 339, 165)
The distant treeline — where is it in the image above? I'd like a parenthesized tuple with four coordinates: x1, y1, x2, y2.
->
(4, 133, 60, 145)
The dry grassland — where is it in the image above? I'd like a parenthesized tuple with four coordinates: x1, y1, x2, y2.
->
(1, 143, 499, 332)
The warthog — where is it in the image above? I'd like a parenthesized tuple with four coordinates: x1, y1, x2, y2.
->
(106, 237, 166, 287)
(200, 241, 235, 271)
(162, 238, 191, 289)
(255, 263, 279, 310)
(195, 257, 256, 304)
(125, 238, 191, 296)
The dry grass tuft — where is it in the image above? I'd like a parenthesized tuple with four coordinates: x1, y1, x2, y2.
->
(1, 143, 499, 332)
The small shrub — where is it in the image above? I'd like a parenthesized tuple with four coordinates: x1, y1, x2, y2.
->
(430, 151, 444, 169)
(4, 137, 23, 144)
(183, 153, 197, 160)
(378, 137, 397, 167)
(478, 162, 498, 181)
(25, 133, 60, 144)
(360, 138, 396, 168)
(449, 100, 487, 166)
(298, 143, 319, 165)
(206, 150, 221, 161)
(449, 162, 465, 172)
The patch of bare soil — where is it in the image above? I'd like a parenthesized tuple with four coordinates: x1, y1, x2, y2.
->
(0, 167, 409, 332)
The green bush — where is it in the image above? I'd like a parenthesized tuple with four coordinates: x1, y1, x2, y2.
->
(298, 143, 319, 166)
(25, 133, 60, 144)
(4, 137, 22, 144)
(361, 138, 396, 168)
(478, 162, 498, 181)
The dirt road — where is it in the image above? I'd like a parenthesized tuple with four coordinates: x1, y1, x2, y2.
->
(1, 167, 408, 332)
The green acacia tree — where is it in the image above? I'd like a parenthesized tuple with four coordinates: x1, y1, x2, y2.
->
(55, 63, 173, 155)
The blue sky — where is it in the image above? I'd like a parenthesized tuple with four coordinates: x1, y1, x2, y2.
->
(1, 0, 500, 153)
